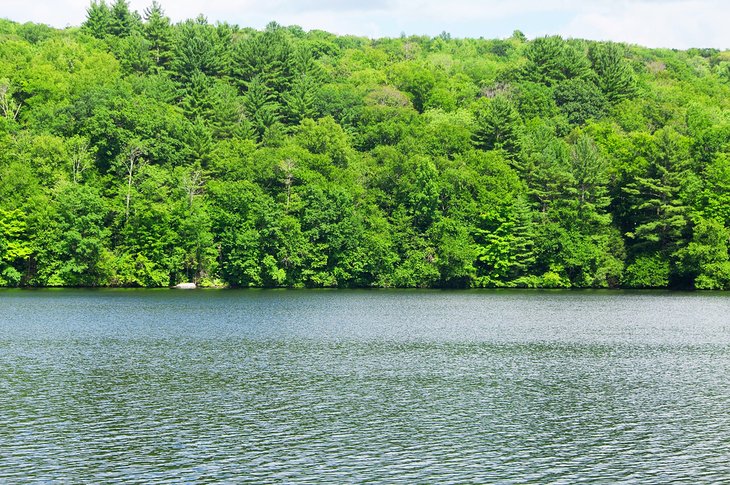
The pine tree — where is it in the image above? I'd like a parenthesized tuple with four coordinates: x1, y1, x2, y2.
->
(589, 42, 636, 104)
(522, 36, 591, 86)
(172, 16, 225, 84)
(83, 1, 112, 39)
(282, 75, 318, 125)
(569, 134, 611, 228)
(143, 1, 173, 70)
(622, 129, 689, 255)
(231, 24, 293, 96)
(472, 95, 522, 155)
(242, 76, 281, 141)
(108, 0, 139, 37)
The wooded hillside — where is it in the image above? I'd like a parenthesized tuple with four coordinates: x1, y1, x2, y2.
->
(2, 1, 730, 288)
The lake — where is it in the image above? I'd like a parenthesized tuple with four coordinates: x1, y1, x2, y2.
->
(1, 289, 729, 483)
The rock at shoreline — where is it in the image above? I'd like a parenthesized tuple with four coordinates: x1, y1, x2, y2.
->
(174, 282, 196, 289)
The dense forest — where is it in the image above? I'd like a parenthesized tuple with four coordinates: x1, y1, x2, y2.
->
(1, 1, 730, 289)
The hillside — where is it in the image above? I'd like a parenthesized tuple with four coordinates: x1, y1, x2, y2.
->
(2, 1, 730, 288)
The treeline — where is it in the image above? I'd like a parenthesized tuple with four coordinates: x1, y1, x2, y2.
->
(2, 1, 730, 288)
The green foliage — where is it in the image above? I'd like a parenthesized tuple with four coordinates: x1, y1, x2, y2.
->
(623, 253, 670, 288)
(523, 36, 591, 86)
(171, 16, 226, 83)
(143, 1, 173, 71)
(0, 208, 31, 286)
(554, 79, 607, 125)
(472, 95, 521, 154)
(231, 24, 294, 95)
(621, 129, 690, 256)
(589, 42, 636, 103)
(675, 218, 730, 289)
(2, 7, 730, 289)
(83, 1, 112, 39)
(33, 184, 113, 286)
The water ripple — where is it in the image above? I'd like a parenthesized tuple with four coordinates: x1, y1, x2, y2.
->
(1, 289, 730, 482)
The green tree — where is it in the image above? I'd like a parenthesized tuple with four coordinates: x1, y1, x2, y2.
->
(242, 76, 282, 141)
(231, 23, 294, 95)
(589, 42, 636, 104)
(675, 217, 730, 289)
(108, 0, 140, 37)
(171, 16, 226, 84)
(554, 78, 607, 125)
(522, 36, 591, 86)
(83, 1, 112, 38)
(143, 1, 173, 70)
(33, 184, 113, 286)
(622, 129, 690, 257)
(472, 95, 521, 154)
(0, 208, 32, 286)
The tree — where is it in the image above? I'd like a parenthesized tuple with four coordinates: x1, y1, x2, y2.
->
(554, 78, 607, 125)
(143, 1, 173, 70)
(522, 36, 591, 86)
(171, 16, 226, 84)
(33, 184, 113, 286)
(122, 142, 146, 222)
(108, 0, 140, 37)
(474, 196, 535, 286)
(231, 24, 294, 95)
(282, 74, 318, 124)
(472, 95, 521, 154)
(242, 76, 281, 141)
(589, 42, 636, 104)
(622, 129, 690, 257)
(0, 208, 32, 286)
(675, 217, 730, 289)
(0, 78, 22, 122)
(66, 136, 94, 183)
(83, 1, 112, 38)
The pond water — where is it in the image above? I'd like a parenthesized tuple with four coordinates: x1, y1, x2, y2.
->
(1, 289, 729, 483)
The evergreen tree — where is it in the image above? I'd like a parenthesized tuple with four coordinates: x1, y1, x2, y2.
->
(83, 1, 112, 38)
(622, 129, 690, 257)
(172, 15, 225, 84)
(108, 0, 140, 37)
(143, 1, 173, 70)
(242, 76, 281, 141)
(230, 23, 294, 95)
(523, 36, 591, 86)
(589, 42, 636, 104)
(472, 95, 522, 155)
(282, 75, 318, 125)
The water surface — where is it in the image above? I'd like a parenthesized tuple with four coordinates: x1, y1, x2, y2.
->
(1, 289, 729, 483)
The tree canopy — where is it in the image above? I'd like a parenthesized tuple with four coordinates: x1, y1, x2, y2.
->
(1, 5, 730, 289)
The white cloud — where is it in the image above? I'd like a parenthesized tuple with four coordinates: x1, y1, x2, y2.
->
(563, 0, 730, 49)
(2, 0, 728, 48)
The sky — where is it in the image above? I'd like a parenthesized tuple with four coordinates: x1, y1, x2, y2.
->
(3, 0, 729, 49)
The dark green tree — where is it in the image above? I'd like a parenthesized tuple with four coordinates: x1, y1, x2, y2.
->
(83, 1, 112, 38)
(171, 15, 226, 84)
(143, 1, 173, 70)
(472, 95, 522, 154)
(522, 36, 591, 86)
(589, 42, 636, 104)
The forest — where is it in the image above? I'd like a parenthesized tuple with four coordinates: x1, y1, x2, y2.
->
(1, 0, 730, 289)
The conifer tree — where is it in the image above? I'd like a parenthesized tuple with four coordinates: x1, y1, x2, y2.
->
(622, 129, 690, 255)
(83, 1, 112, 38)
(472, 95, 521, 155)
(143, 1, 173, 70)
(231, 24, 294, 95)
(242, 76, 281, 141)
(108, 0, 140, 37)
(589, 42, 636, 104)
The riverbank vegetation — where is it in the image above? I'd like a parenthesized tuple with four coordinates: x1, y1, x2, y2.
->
(2, 1, 730, 288)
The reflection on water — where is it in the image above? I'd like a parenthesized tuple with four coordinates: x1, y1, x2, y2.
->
(1, 289, 730, 482)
